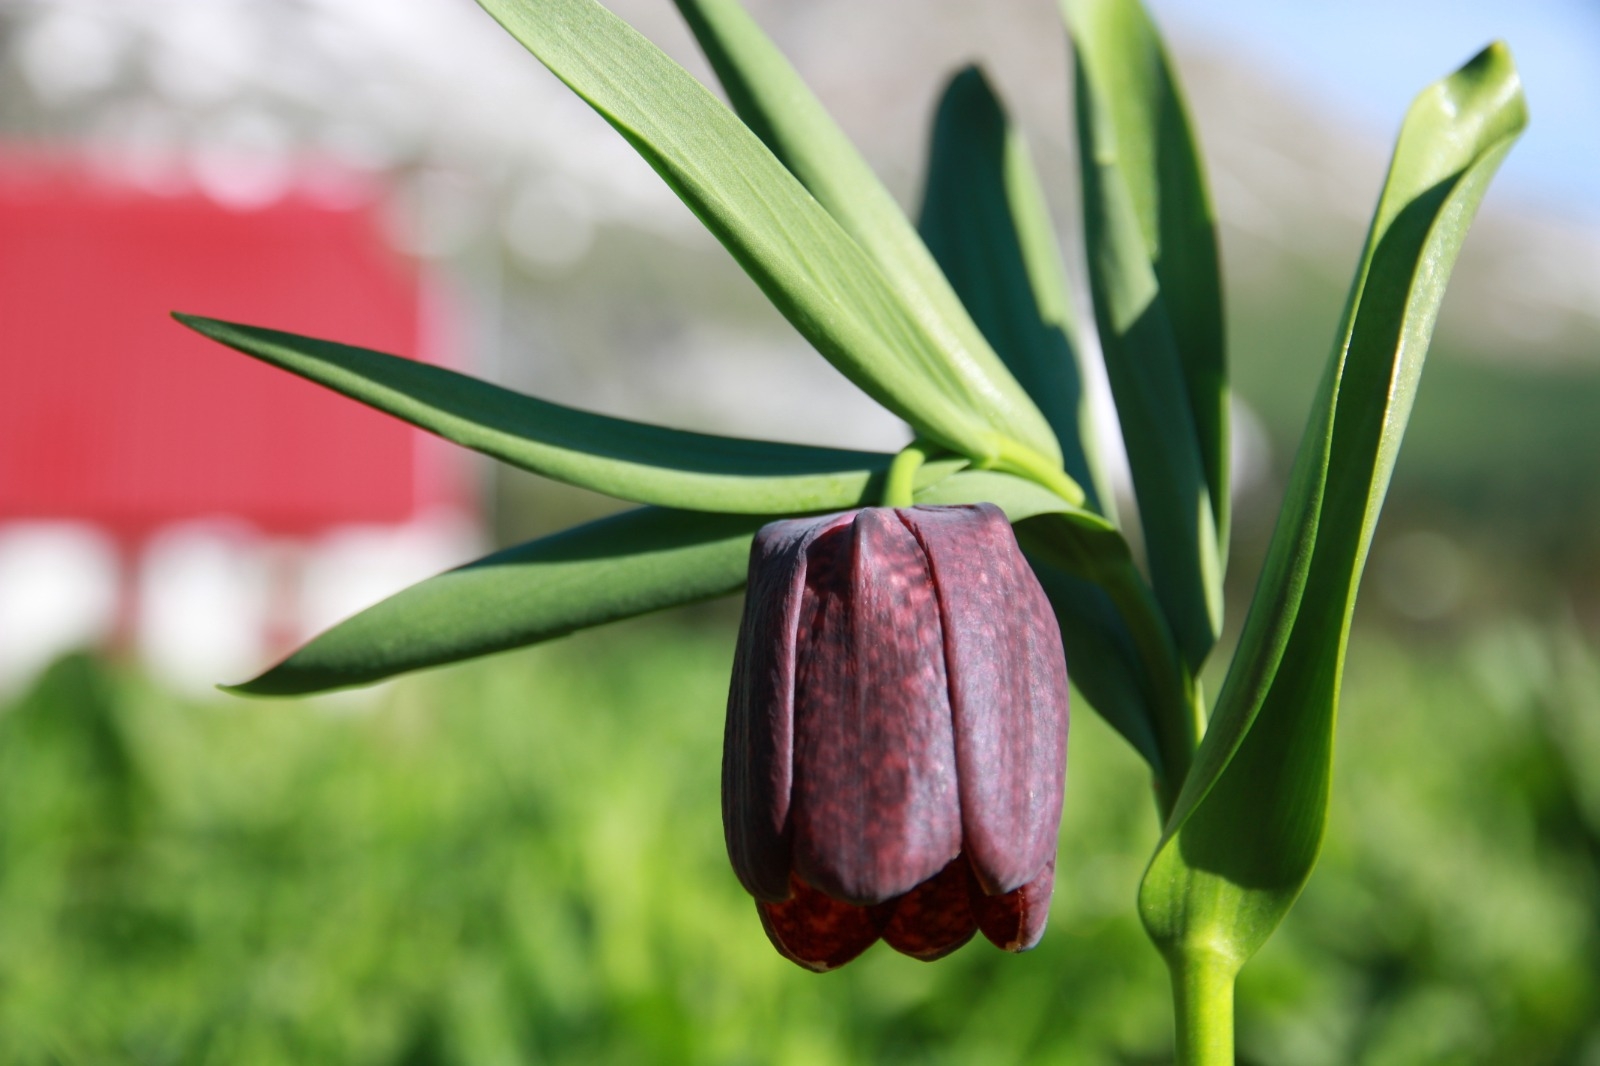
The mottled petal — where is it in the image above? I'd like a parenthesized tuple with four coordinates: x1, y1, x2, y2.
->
(723, 513, 852, 902)
(758, 874, 885, 972)
(970, 857, 1055, 952)
(880, 855, 978, 961)
(901, 504, 1070, 894)
(790, 509, 963, 904)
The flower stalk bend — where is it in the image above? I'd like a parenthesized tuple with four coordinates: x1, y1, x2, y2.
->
(881, 439, 934, 508)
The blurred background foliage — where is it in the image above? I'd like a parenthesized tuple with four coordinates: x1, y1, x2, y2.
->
(4, 612, 1600, 1064)
(2, 0, 1600, 1062)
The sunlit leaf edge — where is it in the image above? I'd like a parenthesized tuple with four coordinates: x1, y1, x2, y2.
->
(177, 313, 910, 515)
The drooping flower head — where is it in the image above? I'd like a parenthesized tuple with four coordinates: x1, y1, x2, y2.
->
(724, 503, 1070, 970)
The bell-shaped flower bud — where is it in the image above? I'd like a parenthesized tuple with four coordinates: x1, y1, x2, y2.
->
(724, 503, 1069, 970)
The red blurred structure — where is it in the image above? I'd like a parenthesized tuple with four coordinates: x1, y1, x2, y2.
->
(0, 152, 467, 540)
(0, 152, 475, 686)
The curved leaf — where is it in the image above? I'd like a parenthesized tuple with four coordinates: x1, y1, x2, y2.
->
(232, 460, 1170, 727)
(1066, 0, 1226, 669)
(670, 0, 1062, 466)
(177, 314, 898, 515)
(1139, 43, 1526, 978)
(474, 0, 1058, 474)
(232, 457, 973, 696)
(231, 508, 766, 696)
(919, 66, 1118, 519)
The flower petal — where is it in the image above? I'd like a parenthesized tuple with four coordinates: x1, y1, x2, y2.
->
(901, 503, 1070, 894)
(790, 509, 963, 904)
(970, 856, 1055, 952)
(724, 512, 853, 902)
(880, 855, 979, 961)
(758, 874, 885, 972)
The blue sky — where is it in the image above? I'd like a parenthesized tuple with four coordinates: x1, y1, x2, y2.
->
(1148, 0, 1600, 221)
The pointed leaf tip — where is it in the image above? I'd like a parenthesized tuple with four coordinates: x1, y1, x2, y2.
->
(1067, 0, 1228, 669)
(176, 313, 906, 515)
(917, 61, 1117, 517)
(220, 507, 764, 695)
(1139, 41, 1526, 974)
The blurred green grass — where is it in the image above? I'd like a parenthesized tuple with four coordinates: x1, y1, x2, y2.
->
(2, 609, 1597, 1064)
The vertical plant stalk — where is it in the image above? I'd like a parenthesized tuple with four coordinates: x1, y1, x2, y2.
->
(1170, 951, 1239, 1066)
(1139, 42, 1526, 1065)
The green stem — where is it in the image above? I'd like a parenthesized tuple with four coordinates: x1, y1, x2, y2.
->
(1162, 677, 1207, 818)
(1169, 950, 1238, 1066)
(986, 439, 1086, 507)
(882, 439, 932, 507)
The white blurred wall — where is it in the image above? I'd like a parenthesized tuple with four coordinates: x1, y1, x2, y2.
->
(0, 514, 479, 697)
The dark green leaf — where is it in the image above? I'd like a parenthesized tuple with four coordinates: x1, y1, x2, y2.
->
(177, 314, 900, 515)
(1066, 0, 1226, 668)
(231, 508, 766, 696)
(1139, 43, 1526, 976)
(231, 455, 972, 696)
(919, 66, 1118, 519)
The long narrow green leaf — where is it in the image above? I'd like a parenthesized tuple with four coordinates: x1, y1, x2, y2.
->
(1066, 0, 1226, 669)
(234, 465, 1094, 698)
(1139, 44, 1526, 978)
(918, 65, 1118, 519)
(177, 314, 908, 515)
(669, 0, 1062, 468)
(232, 508, 766, 696)
(474, 0, 1062, 480)
(1062, 0, 1225, 531)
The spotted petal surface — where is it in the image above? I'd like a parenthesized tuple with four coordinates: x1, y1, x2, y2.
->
(723, 513, 852, 902)
(724, 505, 1070, 965)
(903, 504, 1070, 894)
(789, 510, 963, 905)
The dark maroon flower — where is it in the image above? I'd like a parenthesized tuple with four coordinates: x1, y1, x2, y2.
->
(723, 503, 1070, 971)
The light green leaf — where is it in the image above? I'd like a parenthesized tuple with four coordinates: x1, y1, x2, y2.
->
(177, 314, 908, 515)
(918, 65, 1118, 519)
(1139, 43, 1526, 979)
(474, 0, 1060, 478)
(1066, 0, 1226, 669)
(231, 508, 766, 696)
(671, 0, 1062, 468)
(912, 467, 1080, 522)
